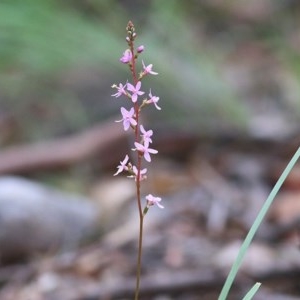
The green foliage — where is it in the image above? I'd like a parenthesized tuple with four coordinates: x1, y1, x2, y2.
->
(0, 0, 122, 72)
(2, 0, 298, 141)
(0, 0, 126, 140)
(140, 1, 247, 129)
(218, 147, 300, 300)
(242, 283, 261, 300)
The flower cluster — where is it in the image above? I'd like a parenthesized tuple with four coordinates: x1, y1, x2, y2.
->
(112, 21, 163, 212)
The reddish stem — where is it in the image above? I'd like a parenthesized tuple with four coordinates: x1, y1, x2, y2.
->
(129, 36, 144, 300)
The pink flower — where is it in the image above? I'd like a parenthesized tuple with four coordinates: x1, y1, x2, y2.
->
(142, 60, 158, 75)
(120, 49, 132, 64)
(116, 107, 137, 131)
(127, 81, 145, 103)
(146, 89, 161, 110)
(112, 82, 127, 98)
(137, 45, 144, 53)
(114, 155, 129, 176)
(129, 166, 147, 181)
(134, 141, 158, 162)
(140, 125, 153, 144)
(146, 194, 164, 209)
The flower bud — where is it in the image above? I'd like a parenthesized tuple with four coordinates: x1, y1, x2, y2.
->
(137, 45, 145, 53)
(120, 49, 132, 64)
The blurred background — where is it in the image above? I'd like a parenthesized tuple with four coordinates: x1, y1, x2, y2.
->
(0, 1, 300, 299)
(1, 0, 299, 145)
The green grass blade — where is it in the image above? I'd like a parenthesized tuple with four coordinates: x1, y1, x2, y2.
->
(218, 147, 300, 300)
(242, 282, 261, 300)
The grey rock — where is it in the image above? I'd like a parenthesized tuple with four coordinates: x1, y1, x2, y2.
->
(0, 176, 98, 262)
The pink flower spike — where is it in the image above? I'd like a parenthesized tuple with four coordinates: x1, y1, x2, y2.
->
(134, 141, 158, 162)
(112, 82, 127, 98)
(114, 155, 129, 176)
(146, 194, 164, 209)
(142, 60, 158, 75)
(147, 89, 161, 110)
(116, 107, 137, 131)
(140, 125, 153, 144)
(127, 81, 145, 103)
(120, 49, 132, 64)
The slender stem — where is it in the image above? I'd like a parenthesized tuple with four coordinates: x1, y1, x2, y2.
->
(134, 129, 144, 300)
(134, 155, 144, 300)
(133, 105, 143, 300)
(134, 201, 144, 300)
(129, 37, 144, 300)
